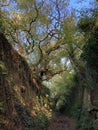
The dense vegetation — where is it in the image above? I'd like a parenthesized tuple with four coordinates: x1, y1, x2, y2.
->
(0, 0, 98, 130)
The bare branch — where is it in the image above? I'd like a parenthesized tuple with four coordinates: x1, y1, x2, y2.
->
(35, 43, 43, 66)
(29, 1, 39, 33)
(42, 69, 66, 81)
(47, 45, 60, 55)
(55, 0, 61, 25)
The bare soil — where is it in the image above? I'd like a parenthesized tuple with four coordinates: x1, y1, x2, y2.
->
(47, 112, 76, 130)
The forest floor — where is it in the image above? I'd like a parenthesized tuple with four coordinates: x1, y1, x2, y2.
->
(47, 112, 76, 130)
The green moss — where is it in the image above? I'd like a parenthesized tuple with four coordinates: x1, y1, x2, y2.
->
(33, 111, 48, 129)
(0, 61, 8, 75)
(76, 109, 94, 130)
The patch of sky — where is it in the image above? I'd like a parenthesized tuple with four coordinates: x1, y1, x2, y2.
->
(2, 0, 18, 12)
(69, 0, 96, 10)
(61, 57, 71, 69)
(28, 53, 37, 64)
(68, 0, 96, 17)
(66, 60, 71, 69)
(61, 57, 66, 65)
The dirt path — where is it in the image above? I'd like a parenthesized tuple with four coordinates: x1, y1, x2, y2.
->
(47, 112, 76, 130)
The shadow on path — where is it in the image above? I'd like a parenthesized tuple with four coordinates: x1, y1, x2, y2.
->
(47, 112, 76, 130)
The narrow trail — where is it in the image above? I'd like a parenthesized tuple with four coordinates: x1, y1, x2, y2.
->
(47, 112, 76, 130)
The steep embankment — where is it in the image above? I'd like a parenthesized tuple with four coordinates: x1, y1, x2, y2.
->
(0, 33, 42, 130)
